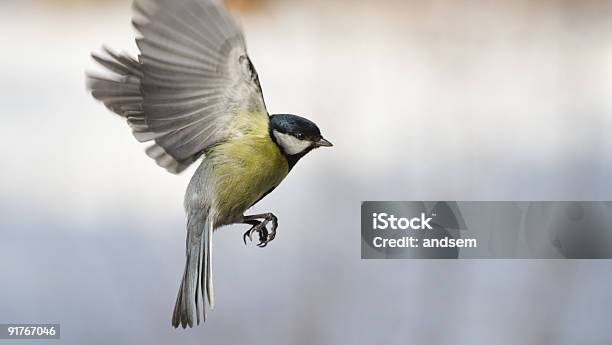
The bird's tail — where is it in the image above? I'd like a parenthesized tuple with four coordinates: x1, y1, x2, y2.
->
(172, 209, 214, 328)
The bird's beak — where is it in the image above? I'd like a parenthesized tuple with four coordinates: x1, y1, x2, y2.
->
(316, 137, 333, 147)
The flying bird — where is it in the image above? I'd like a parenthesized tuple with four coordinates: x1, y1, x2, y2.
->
(86, 0, 332, 329)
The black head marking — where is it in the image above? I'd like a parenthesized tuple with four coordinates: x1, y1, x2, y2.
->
(269, 114, 322, 140)
(269, 114, 323, 170)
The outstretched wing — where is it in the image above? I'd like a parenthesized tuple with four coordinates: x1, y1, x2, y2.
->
(87, 0, 267, 173)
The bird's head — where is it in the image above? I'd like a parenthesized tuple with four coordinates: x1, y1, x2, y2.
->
(269, 114, 332, 159)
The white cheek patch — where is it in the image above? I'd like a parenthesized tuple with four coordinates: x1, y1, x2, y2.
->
(273, 130, 312, 155)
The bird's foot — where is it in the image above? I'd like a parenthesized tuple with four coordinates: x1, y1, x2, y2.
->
(242, 213, 278, 247)
(243, 222, 270, 247)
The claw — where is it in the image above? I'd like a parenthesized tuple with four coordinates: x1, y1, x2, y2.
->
(243, 223, 258, 245)
(243, 221, 270, 247)
(242, 213, 278, 247)
(258, 227, 268, 244)
(243, 230, 249, 245)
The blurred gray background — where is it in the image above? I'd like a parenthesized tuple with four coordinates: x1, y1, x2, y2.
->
(1, 0, 612, 344)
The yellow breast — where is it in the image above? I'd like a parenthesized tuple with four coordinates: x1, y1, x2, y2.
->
(206, 112, 288, 224)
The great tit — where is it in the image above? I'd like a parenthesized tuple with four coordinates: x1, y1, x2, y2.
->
(87, 0, 332, 329)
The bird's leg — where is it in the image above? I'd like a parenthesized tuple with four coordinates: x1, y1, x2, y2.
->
(242, 213, 278, 247)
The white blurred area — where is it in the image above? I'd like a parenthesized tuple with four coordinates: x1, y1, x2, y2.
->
(1, 1, 612, 344)
(2, 0, 612, 225)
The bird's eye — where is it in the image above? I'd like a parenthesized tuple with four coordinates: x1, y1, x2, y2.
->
(296, 133, 305, 140)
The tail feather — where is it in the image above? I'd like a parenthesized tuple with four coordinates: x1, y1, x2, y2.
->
(206, 220, 214, 309)
(172, 210, 214, 328)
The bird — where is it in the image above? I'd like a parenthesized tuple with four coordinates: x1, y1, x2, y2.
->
(86, 0, 332, 329)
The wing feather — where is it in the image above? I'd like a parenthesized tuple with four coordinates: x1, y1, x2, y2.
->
(87, 0, 268, 173)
